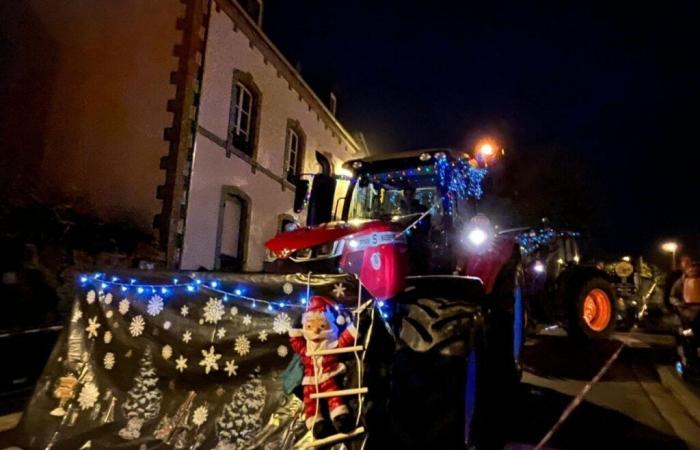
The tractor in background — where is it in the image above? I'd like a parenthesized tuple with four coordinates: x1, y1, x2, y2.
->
(507, 227, 618, 339)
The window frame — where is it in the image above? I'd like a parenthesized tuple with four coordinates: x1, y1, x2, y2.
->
(284, 119, 306, 182)
(227, 71, 261, 158)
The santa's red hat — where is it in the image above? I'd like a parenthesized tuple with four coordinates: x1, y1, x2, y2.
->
(303, 295, 345, 325)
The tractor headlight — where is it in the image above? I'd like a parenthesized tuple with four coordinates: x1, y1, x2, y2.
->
(467, 228, 489, 246)
(533, 260, 545, 273)
(464, 214, 493, 250)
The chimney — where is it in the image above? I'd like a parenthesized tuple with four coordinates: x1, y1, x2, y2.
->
(237, 0, 263, 26)
(329, 91, 337, 116)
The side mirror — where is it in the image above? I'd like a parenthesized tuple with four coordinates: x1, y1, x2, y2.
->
(293, 179, 309, 213)
(307, 174, 336, 226)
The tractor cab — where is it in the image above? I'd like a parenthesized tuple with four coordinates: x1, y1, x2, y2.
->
(266, 149, 497, 283)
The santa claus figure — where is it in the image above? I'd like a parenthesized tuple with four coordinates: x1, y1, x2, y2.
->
(289, 295, 356, 438)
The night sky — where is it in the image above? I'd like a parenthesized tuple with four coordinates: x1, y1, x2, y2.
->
(264, 1, 699, 263)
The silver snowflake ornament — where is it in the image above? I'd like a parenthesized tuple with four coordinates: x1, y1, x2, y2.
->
(147, 295, 164, 316)
(104, 352, 115, 370)
(199, 346, 222, 374)
(118, 298, 130, 315)
(129, 315, 145, 337)
(234, 335, 251, 356)
(77, 382, 100, 410)
(203, 298, 225, 324)
(224, 359, 239, 377)
(272, 313, 292, 335)
(332, 283, 347, 298)
(242, 315, 252, 326)
(182, 330, 192, 343)
(85, 316, 101, 339)
(175, 355, 188, 372)
(258, 330, 268, 342)
(180, 305, 189, 317)
(217, 328, 227, 339)
(192, 405, 208, 426)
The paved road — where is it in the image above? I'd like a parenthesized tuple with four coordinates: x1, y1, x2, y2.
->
(508, 330, 700, 450)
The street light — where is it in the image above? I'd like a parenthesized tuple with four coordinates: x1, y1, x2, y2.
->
(479, 143, 494, 156)
(661, 241, 679, 270)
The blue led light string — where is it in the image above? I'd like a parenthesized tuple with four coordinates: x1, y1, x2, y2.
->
(77, 272, 376, 314)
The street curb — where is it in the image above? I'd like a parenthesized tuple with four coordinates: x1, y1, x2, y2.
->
(657, 364, 700, 424)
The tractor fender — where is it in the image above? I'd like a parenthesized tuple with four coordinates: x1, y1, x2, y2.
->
(463, 236, 519, 295)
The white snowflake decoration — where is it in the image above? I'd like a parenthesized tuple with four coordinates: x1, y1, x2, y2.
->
(230, 306, 238, 317)
(180, 305, 189, 317)
(199, 346, 221, 374)
(147, 295, 164, 317)
(203, 298, 225, 324)
(129, 315, 145, 337)
(77, 382, 99, 410)
(192, 405, 208, 426)
(224, 359, 239, 377)
(85, 316, 101, 339)
(175, 355, 188, 372)
(242, 314, 252, 326)
(258, 330, 268, 342)
(71, 308, 83, 323)
(332, 283, 347, 298)
(283, 282, 294, 294)
(234, 335, 251, 356)
(105, 310, 113, 319)
(216, 328, 227, 339)
(182, 330, 192, 343)
(104, 352, 115, 370)
(277, 345, 289, 358)
(273, 313, 292, 335)
(118, 299, 130, 315)
(103, 293, 113, 305)
(86, 290, 96, 304)
(162, 345, 173, 360)
(163, 321, 172, 330)
(103, 331, 113, 344)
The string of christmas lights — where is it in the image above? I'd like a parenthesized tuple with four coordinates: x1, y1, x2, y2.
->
(515, 228, 580, 255)
(77, 273, 392, 319)
(79, 273, 308, 311)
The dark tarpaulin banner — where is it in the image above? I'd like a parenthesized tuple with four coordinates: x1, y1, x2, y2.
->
(15, 272, 384, 450)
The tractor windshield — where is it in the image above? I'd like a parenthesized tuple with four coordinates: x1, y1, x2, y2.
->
(347, 170, 444, 224)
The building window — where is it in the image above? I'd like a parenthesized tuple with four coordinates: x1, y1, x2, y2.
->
(284, 120, 305, 182)
(228, 72, 260, 157)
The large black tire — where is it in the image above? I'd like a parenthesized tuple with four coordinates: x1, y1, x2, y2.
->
(568, 277, 618, 340)
(386, 276, 516, 450)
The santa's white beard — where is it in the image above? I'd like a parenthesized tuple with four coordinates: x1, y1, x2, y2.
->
(303, 328, 335, 345)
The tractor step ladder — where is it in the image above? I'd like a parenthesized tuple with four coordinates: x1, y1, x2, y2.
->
(306, 345, 363, 356)
(306, 426, 366, 448)
(309, 387, 368, 400)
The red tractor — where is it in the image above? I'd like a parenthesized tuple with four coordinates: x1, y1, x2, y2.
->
(266, 149, 523, 449)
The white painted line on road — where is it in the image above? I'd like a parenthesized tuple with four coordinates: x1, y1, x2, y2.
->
(534, 341, 625, 450)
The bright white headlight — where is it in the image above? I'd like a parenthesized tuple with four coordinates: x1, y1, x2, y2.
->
(533, 261, 545, 273)
(467, 228, 489, 246)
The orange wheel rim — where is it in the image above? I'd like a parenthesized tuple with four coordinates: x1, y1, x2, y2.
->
(582, 289, 612, 331)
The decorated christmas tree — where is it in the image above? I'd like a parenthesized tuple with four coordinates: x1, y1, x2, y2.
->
(118, 348, 162, 440)
(215, 369, 267, 449)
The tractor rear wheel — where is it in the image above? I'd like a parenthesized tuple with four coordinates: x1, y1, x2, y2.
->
(569, 277, 617, 339)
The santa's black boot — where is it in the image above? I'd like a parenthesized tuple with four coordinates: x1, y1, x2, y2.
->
(312, 418, 334, 439)
(332, 412, 355, 434)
